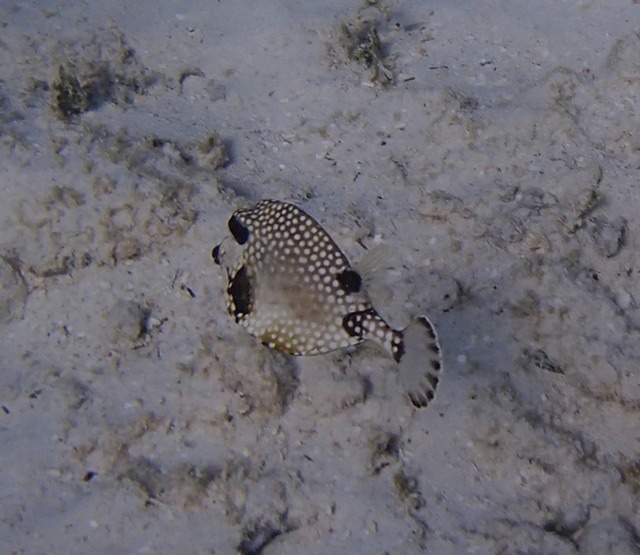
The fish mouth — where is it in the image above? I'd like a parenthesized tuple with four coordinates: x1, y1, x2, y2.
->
(212, 244, 221, 265)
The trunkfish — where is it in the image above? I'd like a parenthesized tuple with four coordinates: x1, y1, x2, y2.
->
(212, 199, 443, 408)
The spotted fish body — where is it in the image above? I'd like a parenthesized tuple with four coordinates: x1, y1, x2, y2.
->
(212, 200, 443, 408)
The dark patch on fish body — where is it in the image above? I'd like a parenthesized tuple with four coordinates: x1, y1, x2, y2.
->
(228, 265, 252, 322)
(337, 269, 362, 293)
(228, 214, 249, 245)
(342, 308, 374, 338)
(392, 336, 404, 363)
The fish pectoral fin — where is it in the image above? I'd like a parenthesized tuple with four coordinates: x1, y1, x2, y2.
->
(354, 244, 393, 290)
(397, 316, 443, 409)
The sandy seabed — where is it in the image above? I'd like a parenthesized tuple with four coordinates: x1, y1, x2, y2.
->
(1, 1, 640, 554)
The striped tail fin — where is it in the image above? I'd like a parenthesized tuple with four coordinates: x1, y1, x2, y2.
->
(395, 316, 443, 409)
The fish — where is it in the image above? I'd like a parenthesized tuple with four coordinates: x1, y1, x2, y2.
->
(212, 199, 443, 408)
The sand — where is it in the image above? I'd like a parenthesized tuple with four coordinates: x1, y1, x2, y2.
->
(1, 1, 640, 553)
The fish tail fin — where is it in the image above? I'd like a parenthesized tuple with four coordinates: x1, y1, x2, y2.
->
(394, 316, 443, 409)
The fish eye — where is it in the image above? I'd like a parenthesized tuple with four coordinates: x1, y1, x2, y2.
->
(228, 215, 249, 245)
(212, 244, 221, 265)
